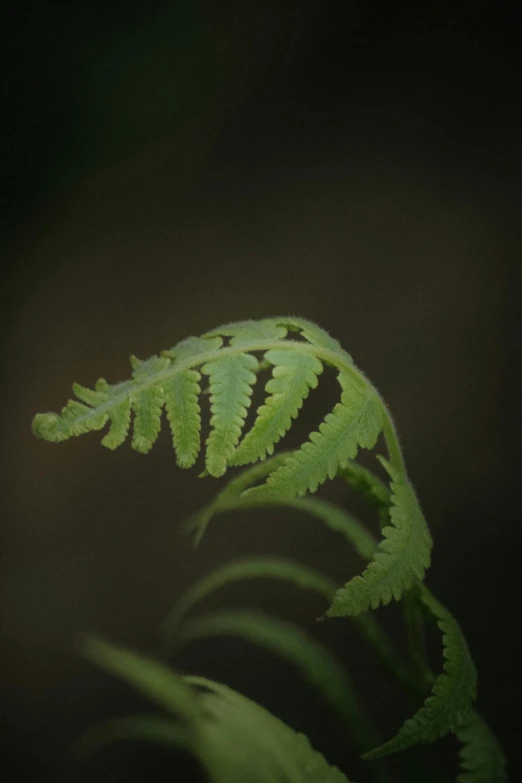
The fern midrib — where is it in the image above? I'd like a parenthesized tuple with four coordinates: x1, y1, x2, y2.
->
(60, 338, 405, 475)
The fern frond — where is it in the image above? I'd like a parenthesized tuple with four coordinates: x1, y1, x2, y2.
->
(180, 484, 409, 690)
(73, 377, 133, 450)
(71, 379, 133, 450)
(186, 676, 354, 783)
(33, 317, 400, 488)
(163, 369, 202, 468)
(130, 357, 169, 453)
(102, 407, 133, 449)
(70, 382, 103, 407)
(230, 349, 323, 466)
(455, 711, 507, 783)
(201, 353, 259, 476)
(174, 609, 375, 748)
(33, 400, 108, 443)
(82, 639, 354, 782)
(161, 557, 337, 637)
(243, 372, 382, 500)
(363, 586, 477, 760)
(327, 459, 432, 617)
(162, 547, 408, 701)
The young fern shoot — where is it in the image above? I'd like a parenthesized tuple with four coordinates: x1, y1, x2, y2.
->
(33, 317, 429, 613)
(33, 316, 506, 782)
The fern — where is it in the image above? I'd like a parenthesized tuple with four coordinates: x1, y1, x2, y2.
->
(178, 464, 480, 766)
(363, 585, 477, 760)
(189, 676, 354, 783)
(178, 490, 411, 694)
(327, 458, 432, 616)
(190, 677, 354, 783)
(243, 371, 383, 499)
(202, 352, 259, 476)
(454, 711, 507, 782)
(81, 638, 354, 783)
(32, 316, 503, 782)
(229, 349, 323, 466)
(32, 317, 398, 487)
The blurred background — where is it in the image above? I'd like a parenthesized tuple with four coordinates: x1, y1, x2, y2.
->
(2, 1, 521, 780)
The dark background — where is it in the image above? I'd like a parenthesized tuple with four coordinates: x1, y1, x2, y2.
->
(2, 1, 521, 780)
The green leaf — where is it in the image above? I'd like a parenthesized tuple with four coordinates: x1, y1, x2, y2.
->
(179, 485, 408, 695)
(161, 557, 337, 636)
(73, 378, 134, 450)
(129, 357, 169, 453)
(175, 611, 374, 749)
(32, 338, 225, 458)
(164, 369, 202, 468)
(243, 372, 383, 500)
(101, 399, 132, 449)
(363, 586, 477, 760)
(32, 401, 108, 442)
(81, 638, 356, 783)
(230, 349, 323, 466)
(202, 353, 259, 476)
(327, 459, 432, 617)
(186, 676, 354, 783)
(130, 387, 164, 453)
(72, 382, 107, 407)
(81, 377, 133, 450)
(455, 711, 507, 783)
(33, 319, 395, 493)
